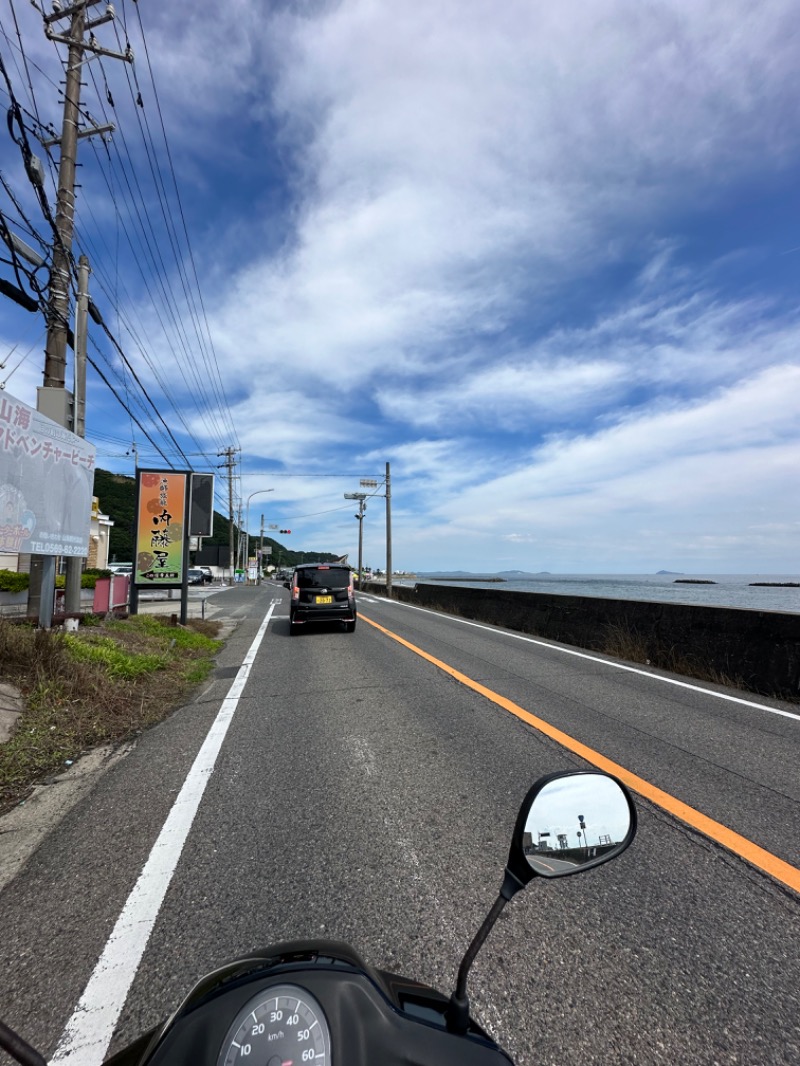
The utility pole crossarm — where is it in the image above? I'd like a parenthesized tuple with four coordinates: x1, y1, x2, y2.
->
(43, 0, 105, 26)
(41, 124, 116, 150)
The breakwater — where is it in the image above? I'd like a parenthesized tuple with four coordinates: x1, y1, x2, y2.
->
(364, 581, 799, 699)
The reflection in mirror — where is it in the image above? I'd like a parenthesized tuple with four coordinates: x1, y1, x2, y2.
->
(523, 773, 632, 878)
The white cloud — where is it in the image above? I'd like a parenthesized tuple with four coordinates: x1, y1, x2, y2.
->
(395, 364, 799, 569)
(5, 1, 799, 572)
(374, 281, 800, 433)
(181, 0, 799, 403)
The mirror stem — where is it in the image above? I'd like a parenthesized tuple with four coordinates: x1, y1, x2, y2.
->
(446, 892, 509, 1034)
(0, 1021, 47, 1066)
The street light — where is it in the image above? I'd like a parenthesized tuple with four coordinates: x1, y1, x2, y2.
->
(344, 492, 367, 588)
(244, 489, 274, 583)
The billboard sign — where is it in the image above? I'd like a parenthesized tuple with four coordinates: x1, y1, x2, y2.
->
(189, 472, 214, 537)
(133, 471, 188, 587)
(0, 391, 95, 557)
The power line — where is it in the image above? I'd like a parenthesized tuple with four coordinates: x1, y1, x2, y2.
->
(2, 11, 234, 458)
(6, 0, 43, 127)
(126, 3, 239, 449)
(85, 335, 177, 469)
(0, 6, 239, 501)
(88, 301, 195, 469)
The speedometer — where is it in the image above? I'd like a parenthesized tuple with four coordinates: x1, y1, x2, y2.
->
(217, 983, 331, 1066)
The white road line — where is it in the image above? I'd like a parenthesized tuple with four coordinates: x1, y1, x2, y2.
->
(51, 604, 277, 1066)
(370, 599, 800, 723)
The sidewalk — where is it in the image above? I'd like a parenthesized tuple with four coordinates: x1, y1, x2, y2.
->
(0, 584, 235, 623)
(136, 587, 226, 622)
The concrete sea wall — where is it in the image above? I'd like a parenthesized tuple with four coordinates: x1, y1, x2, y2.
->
(364, 582, 799, 699)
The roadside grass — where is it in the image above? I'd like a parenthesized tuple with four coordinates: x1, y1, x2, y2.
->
(601, 622, 747, 690)
(0, 614, 222, 813)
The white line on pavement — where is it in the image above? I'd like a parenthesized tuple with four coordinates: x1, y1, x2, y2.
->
(50, 604, 277, 1066)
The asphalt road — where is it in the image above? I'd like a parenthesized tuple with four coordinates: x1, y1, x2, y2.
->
(0, 584, 798, 1066)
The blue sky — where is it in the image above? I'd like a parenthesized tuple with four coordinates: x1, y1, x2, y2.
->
(0, 0, 798, 573)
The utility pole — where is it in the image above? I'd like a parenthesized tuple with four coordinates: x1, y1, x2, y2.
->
(356, 497, 366, 589)
(42, 3, 86, 392)
(385, 461, 392, 598)
(27, 0, 131, 622)
(64, 254, 90, 617)
(259, 513, 265, 584)
(73, 256, 89, 438)
(218, 447, 238, 586)
(236, 501, 243, 575)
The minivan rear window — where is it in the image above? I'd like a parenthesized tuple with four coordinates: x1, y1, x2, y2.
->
(296, 567, 350, 590)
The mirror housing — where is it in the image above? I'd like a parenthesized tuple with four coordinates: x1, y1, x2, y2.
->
(447, 769, 636, 1035)
(283, 580, 290, 589)
(503, 770, 636, 896)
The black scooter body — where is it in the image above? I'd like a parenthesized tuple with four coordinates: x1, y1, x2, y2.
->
(104, 940, 513, 1066)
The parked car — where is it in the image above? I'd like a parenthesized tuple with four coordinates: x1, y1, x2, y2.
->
(187, 568, 206, 586)
(198, 566, 213, 583)
(285, 563, 356, 634)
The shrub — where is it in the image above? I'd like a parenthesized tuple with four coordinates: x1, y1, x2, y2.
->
(0, 569, 29, 594)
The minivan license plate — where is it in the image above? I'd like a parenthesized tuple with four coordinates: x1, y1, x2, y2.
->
(315, 595, 333, 604)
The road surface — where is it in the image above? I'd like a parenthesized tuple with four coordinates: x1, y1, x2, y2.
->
(0, 584, 798, 1065)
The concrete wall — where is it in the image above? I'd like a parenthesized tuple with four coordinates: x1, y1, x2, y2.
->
(364, 582, 800, 699)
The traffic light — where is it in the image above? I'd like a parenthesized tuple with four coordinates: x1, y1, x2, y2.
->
(279, 529, 292, 534)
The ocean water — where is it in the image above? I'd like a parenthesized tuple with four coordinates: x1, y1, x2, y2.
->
(408, 573, 800, 614)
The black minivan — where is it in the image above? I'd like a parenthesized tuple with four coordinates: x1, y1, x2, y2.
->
(285, 563, 357, 634)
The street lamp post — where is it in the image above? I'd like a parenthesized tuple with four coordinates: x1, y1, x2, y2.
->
(246, 489, 274, 584)
(344, 492, 367, 589)
(355, 498, 366, 587)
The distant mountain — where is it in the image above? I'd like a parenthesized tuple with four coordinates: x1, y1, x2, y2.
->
(419, 570, 476, 576)
(656, 570, 684, 575)
(419, 569, 552, 579)
(496, 570, 551, 576)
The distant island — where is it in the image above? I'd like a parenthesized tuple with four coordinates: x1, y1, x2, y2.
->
(749, 582, 800, 587)
(418, 570, 551, 580)
(423, 575, 507, 582)
(656, 570, 683, 575)
(674, 579, 716, 584)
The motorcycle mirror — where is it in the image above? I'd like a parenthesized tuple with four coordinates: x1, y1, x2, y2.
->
(447, 770, 636, 1035)
(504, 770, 637, 889)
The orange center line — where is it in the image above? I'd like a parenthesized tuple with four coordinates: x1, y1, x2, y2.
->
(361, 613, 800, 895)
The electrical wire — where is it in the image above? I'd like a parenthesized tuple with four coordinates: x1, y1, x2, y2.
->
(2, 11, 230, 458)
(76, 59, 234, 454)
(0, 6, 240, 506)
(124, 2, 239, 448)
(6, 0, 42, 127)
(0, 329, 45, 387)
(86, 331, 180, 470)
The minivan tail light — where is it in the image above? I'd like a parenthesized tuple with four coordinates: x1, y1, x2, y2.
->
(292, 582, 299, 601)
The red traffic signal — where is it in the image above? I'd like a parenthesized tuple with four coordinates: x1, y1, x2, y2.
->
(279, 529, 292, 534)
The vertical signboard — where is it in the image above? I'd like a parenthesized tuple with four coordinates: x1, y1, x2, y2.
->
(133, 471, 188, 587)
(189, 472, 214, 537)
